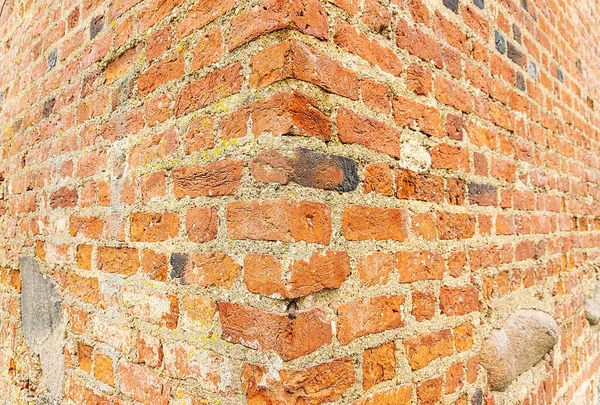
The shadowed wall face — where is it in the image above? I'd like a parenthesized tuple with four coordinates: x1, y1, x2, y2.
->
(1, 0, 600, 403)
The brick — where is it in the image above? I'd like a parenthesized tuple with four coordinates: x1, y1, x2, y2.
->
(191, 27, 222, 70)
(334, 20, 402, 76)
(407, 63, 432, 96)
(436, 212, 475, 239)
(184, 116, 214, 153)
(64, 272, 100, 304)
(122, 283, 179, 328)
(76, 245, 93, 270)
(228, 0, 328, 50)
(106, 46, 140, 84)
(180, 295, 216, 323)
(94, 352, 114, 386)
(352, 386, 412, 405)
(146, 26, 172, 62)
(412, 213, 437, 240)
(219, 303, 332, 360)
(146, 94, 172, 126)
(364, 162, 394, 196)
(330, 0, 358, 15)
(358, 252, 394, 286)
(78, 342, 93, 373)
(342, 206, 408, 241)
(337, 108, 401, 157)
(175, 0, 235, 39)
(130, 212, 179, 242)
(435, 76, 473, 113)
(363, 342, 396, 389)
(244, 251, 350, 298)
(440, 286, 479, 316)
(446, 362, 464, 394)
(396, 18, 442, 68)
(118, 361, 171, 405)
(337, 295, 404, 344)
(396, 169, 444, 203)
(182, 252, 240, 288)
(250, 40, 359, 99)
(417, 376, 443, 404)
(141, 250, 168, 282)
(430, 143, 470, 172)
(70, 215, 103, 238)
(138, 54, 185, 97)
(396, 251, 445, 283)
(468, 183, 498, 206)
(50, 186, 77, 209)
(412, 290, 436, 321)
(186, 206, 218, 242)
(141, 171, 166, 202)
(137, 333, 163, 367)
(243, 358, 355, 403)
(250, 148, 358, 191)
(172, 159, 243, 198)
(392, 95, 443, 137)
(129, 129, 178, 167)
(97, 247, 139, 275)
(361, 78, 391, 114)
(176, 63, 243, 116)
(227, 199, 331, 244)
(404, 329, 454, 370)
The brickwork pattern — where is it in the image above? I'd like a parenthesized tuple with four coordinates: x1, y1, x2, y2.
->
(1, 0, 600, 403)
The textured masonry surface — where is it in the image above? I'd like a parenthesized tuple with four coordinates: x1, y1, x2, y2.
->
(1, 0, 600, 403)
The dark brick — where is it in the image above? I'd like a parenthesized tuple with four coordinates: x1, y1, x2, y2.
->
(513, 25, 522, 44)
(468, 183, 497, 206)
(443, 0, 459, 13)
(471, 388, 483, 405)
(507, 42, 525, 67)
(250, 148, 358, 192)
(577, 58, 583, 73)
(557, 69, 564, 82)
(494, 31, 506, 54)
(47, 50, 57, 71)
(170, 253, 188, 279)
(90, 15, 104, 40)
(42, 97, 55, 118)
(529, 61, 537, 79)
(516, 72, 525, 91)
(473, 0, 484, 9)
(521, 0, 528, 11)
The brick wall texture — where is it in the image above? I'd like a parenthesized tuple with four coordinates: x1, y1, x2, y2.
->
(1, 0, 600, 403)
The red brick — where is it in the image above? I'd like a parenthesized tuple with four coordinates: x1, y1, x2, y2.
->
(439, 286, 479, 316)
(393, 95, 443, 137)
(436, 212, 475, 239)
(412, 290, 436, 321)
(396, 251, 445, 283)
(94, 352, 114, 386)
(137, 333, 163, 367)
(122, 283, 179, 328)
(172, 159, 243, 198)
(138, 54, 185, 97)
(186, 206, 218, 242)
(130, 212, 179, 242)
(176, 63, 243, 116)
(106, 46, 140, 84)
(70, 215, 103, 238)
(183, 252, 240, 288)
(404, 329, 454, 370)
(342, 205, 408, 241)
(358, 252, 394, 286)
(218, 302, 332, 360)
(352, 386, 412, 405)
(228, 0, 328, 50)
(184, 116, 214, 153)
(146, 26, 172, 62)
(250, 40, 359, 99)
(141, 250, 168, 282)
(175, 0, 235, 39)
(364, 162, 394, 195)
(446, 362, 464, 394)
(50, 186, 77, 209)
(435, 76, 473, 113)
(338, 108, 401, 157)
(243, 358, 355, 403)
(97, 247, 139, 275)
(396, 169, 444, 203)
(191, 28, 222, 70)
(334, 20, 402, 76)
(141, 171, 166, 202)
(396, 18, 442, 68)
(337, 295, 404, 344)
(118, 361, 171, 405)
(417, 376, 443, 404)
(129, 129, 178, 167)
(361, 78, 392, 114)
(407, 63, 432, 96)
(430, 143, 470, 172)
(244, 251, 350, 298)
(227, 199, 331, 244)
(363, 342, 396, 390)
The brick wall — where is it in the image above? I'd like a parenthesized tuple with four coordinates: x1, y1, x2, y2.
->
(1, 0, 600, 403)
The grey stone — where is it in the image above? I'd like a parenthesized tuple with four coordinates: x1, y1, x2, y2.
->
(47, 50, 57, 71)
(20, 255, 65, 400)
(471, 388, 483, 405)
(480, 309, 558, 391)
(170, 253, 188, 279)
(529, 62, 538, 79)
(443, 0, 459, 13)
(557, 69, 564, 82)
(585, 281, 600, 325)
(473, 0, 484, 9)
(494, 31, 506, 54)
(516, 72, 525, 91)
(90, 15, 104, 40)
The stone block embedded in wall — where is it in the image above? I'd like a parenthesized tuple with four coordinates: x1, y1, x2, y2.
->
(20, 255, 65, 401)
(480, 310, 558, 391)
(585, 279, 600, 325)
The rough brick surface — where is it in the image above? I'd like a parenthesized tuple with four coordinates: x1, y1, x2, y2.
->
(2, 0, 600, 403)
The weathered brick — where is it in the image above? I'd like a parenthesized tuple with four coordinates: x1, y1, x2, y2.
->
(173, 159, 243, 198)
(396, 251, 445, 283)
(337, 108, 402, 157)
(118, 361, 171, 405)
(337, 295, 404, 344)
(393, 95, 443, 137)
(219, 303, 332, 360)
(250, 40, 359, 99)
(440, 286, 479, 316)
(363, 342, 395, 389)
(342, 206, 408, 241)
(396, 169, 444, 203)
(227, 199, 331, 244)
(182, 252, 240, 288)
(130, 212, 179, 242)
(97, 247, 139, 275)
(404, 329, 454, 370)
